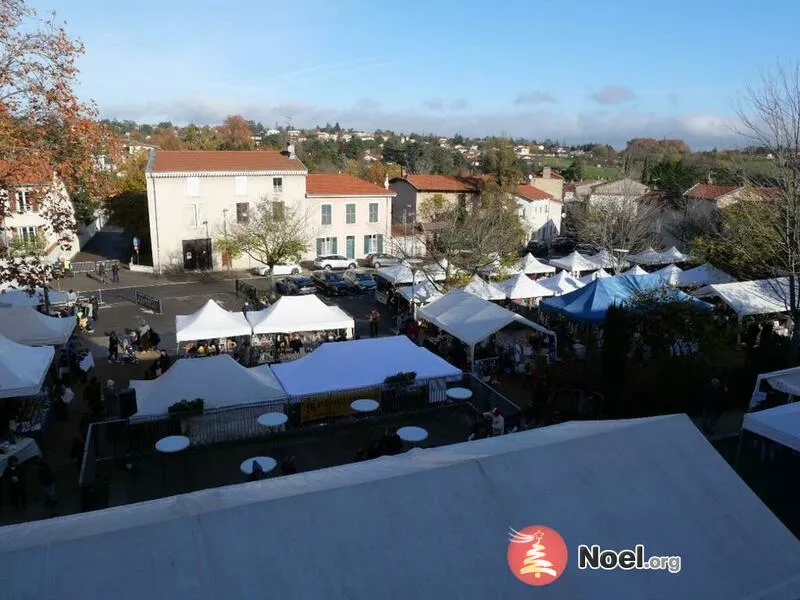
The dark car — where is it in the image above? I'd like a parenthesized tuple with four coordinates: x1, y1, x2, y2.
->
(343, 269, 377, 293)
(311, 270, 350, 296)
(275, 275, 317, 295)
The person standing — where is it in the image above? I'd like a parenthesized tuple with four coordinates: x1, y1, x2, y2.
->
(104, 380, 120, 419)
(97, 262, 106, 284)
(111, 262, 120, 283)
(4, 456, 27, 510)
(703, 377, 727, 435)
(368, 307, 380, 338)
(108, 331, 119, 362)
(37, 460, 57, 507)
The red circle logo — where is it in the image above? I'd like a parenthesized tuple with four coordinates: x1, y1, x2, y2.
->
(507, 525, 568, 586)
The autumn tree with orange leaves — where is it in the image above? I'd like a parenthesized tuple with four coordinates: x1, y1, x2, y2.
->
(217, 115, 255, 150)
(0, 0, 119, 288)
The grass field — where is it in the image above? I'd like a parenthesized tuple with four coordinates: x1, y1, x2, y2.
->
(536, 156, 619, 181)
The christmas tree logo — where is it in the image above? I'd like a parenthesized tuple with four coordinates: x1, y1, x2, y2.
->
(507, 525, 568, 586)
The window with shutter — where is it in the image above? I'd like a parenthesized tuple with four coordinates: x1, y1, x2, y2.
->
(236, 203, 249, 223)
(273, 177, 283, 193)
(377, 234, 383, 253)
(316, 238, 324, 256)
(363, 235, 370, 254)
(345, 203, 356, 224)
(235, 176, 247, 196)
(187, 177, 200, 197)
(330, 237, 338, 254)
(16, 190, 31, 213)
(321, 204, 331, 225)
(369, 203, 379, 223)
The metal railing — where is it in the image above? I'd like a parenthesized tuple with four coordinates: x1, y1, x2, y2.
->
(235, 279, 261, 303)
(134, 290, 162, 314)
(68, 259, 119, 275)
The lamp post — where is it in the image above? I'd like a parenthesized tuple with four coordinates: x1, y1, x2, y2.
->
(407, 258, 423, 321)
(202, 220, 209, 271)
(222, 209, 229, 271)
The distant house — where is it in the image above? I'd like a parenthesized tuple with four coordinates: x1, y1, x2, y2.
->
(514, 184, 562, 241)
(585, 177, 650, 208)
(388, 175, 482, 225)
(529, 166, 564, 200)
(124, 141, 158, 156)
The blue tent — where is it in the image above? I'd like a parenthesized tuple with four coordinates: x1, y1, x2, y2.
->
(540, 274, 708, 324)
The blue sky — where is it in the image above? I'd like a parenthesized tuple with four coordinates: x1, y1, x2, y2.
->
(34, 0, 800, 148)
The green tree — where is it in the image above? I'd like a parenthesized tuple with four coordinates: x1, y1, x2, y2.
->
(382, 137, 404, 164)
(563, 160, 585, 182)
(644, 158, 701, 201)
(431, 146, 455, 174)
(404, 142, 433, 173)
(479, 138, 522, 192)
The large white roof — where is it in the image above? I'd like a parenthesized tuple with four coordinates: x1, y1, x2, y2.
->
(130, 354, 287, 416)
(175, 299, 252, 342)
(496, 272, 554, 299)
(507, 253, 556, 275)
(0, 306, 75, 346)
(1, 415, 799, 600)
(0, 334, 54, 398)
(548, 251, 598, 272)
(693, 278, 792, 318)
(462, 274, 506, 301)
(396, 280, 443, 304)
(246, 295, 354, 335)
(678, 263, 734, 287)
(537, 270, 585, 295)
(744, 402, 800, 453)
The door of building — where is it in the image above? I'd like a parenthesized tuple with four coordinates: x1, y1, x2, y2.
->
(182, 238, 212, 270)
(346, 236, 355, 260)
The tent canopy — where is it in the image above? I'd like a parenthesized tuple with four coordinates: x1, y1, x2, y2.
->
(653, 264, 683, 286)
(692, 278, 792, 319)
(506, 253, 555, 275)
(623, 265, 649, 276)
(496, 272, 554, 299)
(2, 415, 800, 600)
(755, 366, 800, 398)
(175, 300, 252, 343)
(547, 251, 598, 272)
(0, 288, 72, 307)
(659, 246, 690, 262)
(419, 289, 554, 347)
(396, 280, 443, 304)
(744, 402, 800, 453)
(579, 268, 611, 284)
(374, 262, 446, 285)
(0, 307, 74, 346)
(677, 263, 734, 287)
(268, 336, 461, 397)
(246, 295, 354, 335)
(462, 275, 506, 301)
(0, 335, 54, 399)
(537, 270, 584, 295)
(541, 273, 706, 324)
(587, 250, 628, 270)
(628, 247, 666, 266)
(130, 354, 287, 417)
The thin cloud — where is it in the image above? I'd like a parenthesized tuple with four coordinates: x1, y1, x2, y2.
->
(514, 90, 557, 105)
(591, 85, 636, 105)
(668, 93, 679, 107)
(424, 98, 470, 111)
(449, 98, 469, 110)
(424, 98, 444, 110)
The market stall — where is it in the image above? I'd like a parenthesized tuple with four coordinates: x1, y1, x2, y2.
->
(678, 263, 735, 287)
(692, 278, 792, 323)
(462, 275, 506, 301)
(0, 287, 73, 308)
(587, 250, 628, 271)
(653, 264, 683, 286)
(505, 253, 555, 276)
(537, 270, 584, 296)
(175, 299, 252, 355)
(396, 280, 443, 305)
(496, 273, 553, 302)
(622, 265, 649, 276)
(579, 268, 611, 285)
(0, 306, 75, 346)
(547, 251, 598, 274)
(628, 247, 666, 266)
(0, 335, 54, 399)
(658, 246, 690, 263)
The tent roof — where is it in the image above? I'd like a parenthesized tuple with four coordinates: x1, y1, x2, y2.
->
(246, 295, 354, 335)
(692, 278, 791, 318)
(374, 262, 446, 285)
(175, 300, 252, 342)
(537, 270, 584, 295)
(396, 280, 443, 304)
(267, 336, 461, 397)
(507, 253, 555, 275)
(0, 288, 72, 307)
(757, 366, 800, 397)
(653, 264, 683, 286)
(0, 334, 54, 399)
(0, 306, 74, 346)
(2, 415, 800, 600)
(579, 268, 611, 284)
(419, 289, 554, 346)
(541, 273, 702, 324)
(623, 265, 649, 276)
(677, 263, 734, 287)
(744, 402, 800, 453)
(462, 275, 506, 301)
(659, 246, 690, 262)
(497, 273, 554, 299)
(587, 250, 628, 270)
(628, 247, 667, 265)
(547, 251, 598, 272)
(130, 354, 287, 416)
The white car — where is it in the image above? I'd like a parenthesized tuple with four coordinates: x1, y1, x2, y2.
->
(253, 262, 302, 276)
(313, 255, 357, 270)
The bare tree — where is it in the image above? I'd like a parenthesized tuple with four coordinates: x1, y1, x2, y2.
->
(572, 179, 660, 273)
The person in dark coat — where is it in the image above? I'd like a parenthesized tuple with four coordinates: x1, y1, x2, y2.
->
(37, 460, 57, 506)
(108, 331, 119, 362)
(4, 456, 27, 509)
(702, 377, 727, 434)
(377, 426, 403, 455)
(280, 456, 298, 475)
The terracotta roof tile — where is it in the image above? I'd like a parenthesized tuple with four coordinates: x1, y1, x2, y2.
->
(306, 174, 395, 196)
(685, 183, 740, 200)
(397, 175, 482, 192)
(150, 150, 306, 173)
(516, 184, 554, 201)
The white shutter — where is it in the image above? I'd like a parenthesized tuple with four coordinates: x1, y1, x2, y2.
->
(187, 177, 200, 197)
(235, 176, 247, 196)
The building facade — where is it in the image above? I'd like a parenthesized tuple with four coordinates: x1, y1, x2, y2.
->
(514, 184, 562, 241)
(145, 150, 394, 272)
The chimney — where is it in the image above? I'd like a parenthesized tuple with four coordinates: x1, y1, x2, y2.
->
(286, 143, 296, 159)
(542, 166, 551, 179)
(384, 175, 390, 189)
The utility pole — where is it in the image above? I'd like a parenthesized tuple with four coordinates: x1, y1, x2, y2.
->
(222, 209, 229, 271)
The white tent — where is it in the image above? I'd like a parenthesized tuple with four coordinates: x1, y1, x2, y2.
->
(0, 287, 72, 307)
(692, 278, 791, 320)
(743, 402, 800, 453)
(628, 247, 666, 266)
(659, 246, 690, 263)
(496, 273, 554, 300)
(623, 265, 649, 276)
(375, 262, 446, 285)
(0, 335, 54, 399)
(246, 295, 354, 335)
(3, 415, 800, 600)
(677, 263, 734, 287)
(462, 275, 506, 301)
(506, 253, 555, 275)
(0, 307, 75, 346)
(578, 268, 611, 284)
(537, 270, 584, 295)
(268, 336, 461, 397)
(418, 290, 556, 359)
(396, 280, 443, 305)
(587, 250, 628, 271)
(548, 251, 598, 273)
(652, 264, 682, 286)
(752, 366, 800, 407)
(175, 300, 252, 343)
(130, 354, 287, 417)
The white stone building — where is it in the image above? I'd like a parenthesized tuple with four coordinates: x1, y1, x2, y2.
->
(144, 150, 395, 272)
(514, 184, 562, 241)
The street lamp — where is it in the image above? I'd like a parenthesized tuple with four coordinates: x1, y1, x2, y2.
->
(202, 220, 209, 270)
(407, 258, 424, 321)
(222, 209, 230, 271)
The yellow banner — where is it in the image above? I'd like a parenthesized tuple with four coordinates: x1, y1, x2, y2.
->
(299, 388, 381, 423)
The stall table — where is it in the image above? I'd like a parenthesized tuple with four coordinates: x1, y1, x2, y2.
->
(0, 437, 42, 472)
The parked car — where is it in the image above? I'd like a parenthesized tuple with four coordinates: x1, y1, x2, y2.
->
(311, 270, 350, 296)
(275, 275, 317, 295)
(364, 253, 401, 268)
(343, 269, 377, 293)
(253, 262, 302, 276)
(313, 255, 357, 270)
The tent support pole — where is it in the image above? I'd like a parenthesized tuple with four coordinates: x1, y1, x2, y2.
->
(734, 428, 745, 471)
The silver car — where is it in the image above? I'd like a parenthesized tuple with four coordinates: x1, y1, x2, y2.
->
(364, 253, 401, 268)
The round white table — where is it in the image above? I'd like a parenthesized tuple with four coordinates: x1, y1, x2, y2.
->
(446, 387, 473, 401)
(155, 435, 190, 453)
(257, 412, 288, 428)
(397, 426, 429, 443)
(240, 456, 277, 475)
(351, 399, 380, 413)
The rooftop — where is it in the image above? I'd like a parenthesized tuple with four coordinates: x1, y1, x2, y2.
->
(393, 175, 482, 193)
(685, 183, 740, 200)
(306, 173, 396, 197)
(149, 150, 306, 174)
(516, 183, 554, 201)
